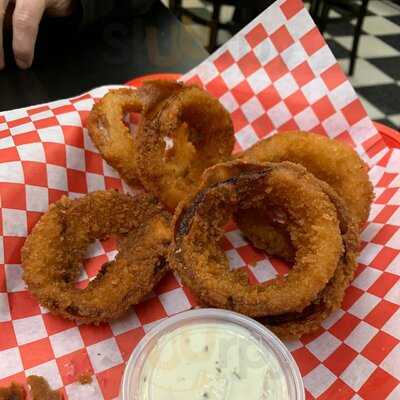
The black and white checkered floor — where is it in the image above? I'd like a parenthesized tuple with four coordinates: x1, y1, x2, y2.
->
(167, 0, 400, 130)
(325, 0, 400, 130)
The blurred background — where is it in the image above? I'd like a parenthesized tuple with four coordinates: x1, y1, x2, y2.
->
(163, 0, 400, 129)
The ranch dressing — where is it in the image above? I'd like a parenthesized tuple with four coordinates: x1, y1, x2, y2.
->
(137, 322, 289, 400)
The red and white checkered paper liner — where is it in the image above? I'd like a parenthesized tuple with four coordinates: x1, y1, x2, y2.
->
(0, 0, 399, 398)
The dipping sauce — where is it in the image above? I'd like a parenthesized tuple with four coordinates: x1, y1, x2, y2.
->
(121, 309, 304, 400)
(137, 322, 289, 400)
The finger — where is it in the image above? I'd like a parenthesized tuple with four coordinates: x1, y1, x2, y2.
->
(0, 0, 10, 70)
(12, 0, 45, 69)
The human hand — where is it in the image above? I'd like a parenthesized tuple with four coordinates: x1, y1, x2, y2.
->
(0, 0, 76, 70)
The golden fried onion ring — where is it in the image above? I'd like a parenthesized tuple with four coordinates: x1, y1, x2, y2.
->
(87, 81, 183, 185)
(87, 88, 142, 184)
(135, 85, 235, 210)
(169, 161, 343, 317)
(237, 131, 373, 229)
(22, 190, 171, 324)
(261, 179, 359, 339)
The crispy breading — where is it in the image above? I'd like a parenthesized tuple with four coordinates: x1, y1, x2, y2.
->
(236, 132, 373, 254)
(22, 190, 171, 324)
(169, 161, 343, 317)
(135, 84, 235, 210)
(27, 376, 62, 400)
(87, 81, 183, 187)
(0, 382, 25, 400)
(260, 179, 360, 339)
(87, 88, 142, 185)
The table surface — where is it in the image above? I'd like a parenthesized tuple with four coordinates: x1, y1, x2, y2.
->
(0, 1, 208, 111)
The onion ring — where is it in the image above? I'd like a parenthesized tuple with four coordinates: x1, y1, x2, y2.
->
(235, 132, 371, 261)
(169, 161, 343, 316)
(22, 190, 171, 324)
(87, 88, 142, 185)
(260, 179, 359, 339)
(237, 131, 373, 228)
(87, 81, 183, 185)
(134, 85, 235, 210)
(201, 162, 360, 338)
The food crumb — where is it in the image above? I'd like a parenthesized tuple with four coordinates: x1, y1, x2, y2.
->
(78, 373, 92, 385)
(0, 376, 62, 400)
(27, 375, 62, 400)
(0, 382, 26, 400)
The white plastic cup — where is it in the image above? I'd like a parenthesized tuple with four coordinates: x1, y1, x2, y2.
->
(121, 308, 305, 400)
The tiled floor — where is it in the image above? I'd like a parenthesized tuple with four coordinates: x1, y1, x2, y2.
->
(164, 0, 400, 130)
(326, 0, 400, 129)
